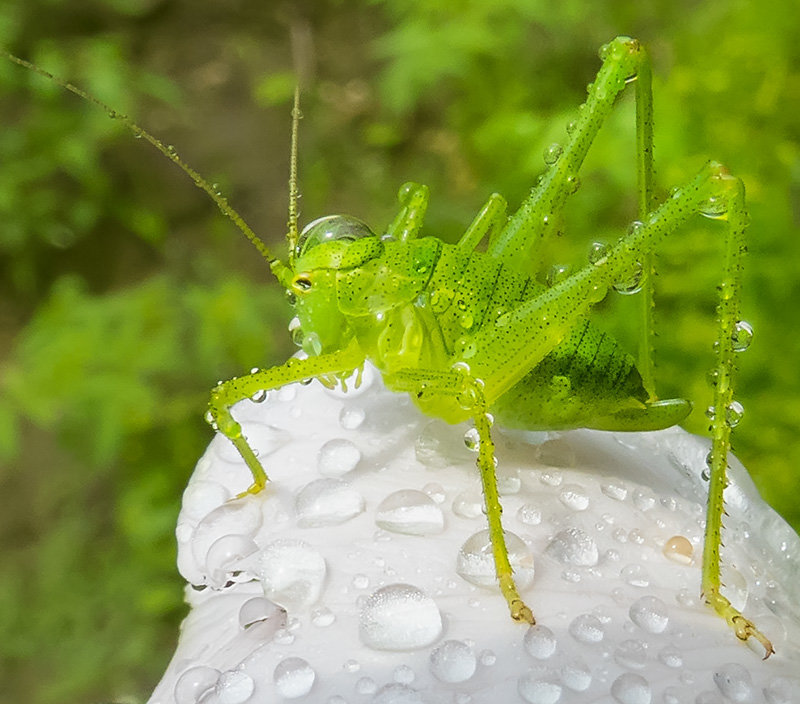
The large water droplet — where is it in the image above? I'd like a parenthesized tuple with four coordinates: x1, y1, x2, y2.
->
(216, 670, 255, 704)
(523, 624, 557, 659)
(205, 534, 259, 588)
(429, 640, 476, 683)
(713, 663, 754, 703)
(274, 657, 315, 699)
(295, 478, 365, 527)
(543, 143, 563, 165)
(662, 535, 693, 565)
(547, 263, 572, 289)
(613, 260, 643, 295)
(588, 241, 609, 266)
(238, 596, 286, 630)
(317, 438, 361, 476)
(375, 489, 444, 535)
(610, 673, 651, 704)
(629, 595, 669, 634)
(731, 320, 753, 352)
(456, 529, 535, 588)
(546, 528, 599, 566)
(359, 583, 442, 651)
(560, 659, 591, 692)
(192, 501, 263, 572)
(517, 668, 562, 704)
(568, 614, 604, 643)
(174, 665, 220, 704)
(258, 539, 327, 608)
(726, 400, 744, 428)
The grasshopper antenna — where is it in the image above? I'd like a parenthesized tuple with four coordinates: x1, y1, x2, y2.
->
(287, 86, 301, 264)
(3, 50, 289, 274)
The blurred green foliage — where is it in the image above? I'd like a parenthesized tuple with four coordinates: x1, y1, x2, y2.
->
(0, 0, 797, 702)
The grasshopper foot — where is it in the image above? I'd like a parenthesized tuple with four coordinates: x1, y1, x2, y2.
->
(731, 614, 775, 660)
(706, 590, 775, 659)
(234, 479, 268, 500)
(510, 598, 536, 625)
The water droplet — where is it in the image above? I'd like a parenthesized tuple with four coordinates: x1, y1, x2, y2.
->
(318, 438, 361, 476)
(238, 596, 286, 630)
(375, 489, 444, 535)
(216, 670, 255, 704)
(588, 241, 609, 266)
(174, 665, 220, 704)
(560, 658, 591, 691)
(602, 481, 628, 501)
(354, 677, 378, 696)
(295, 478, 365, 527)
(614, 260, 643, 295)
(546, 528, 599, 566)
(726, 400, 744, 427)
(459, 311, 474, 329)
(614, 639, 648, 669)
(610, 673, 651, 704)
(191, 501, 263, 572)
(517, 504, 542, 525)
(632, 489, 655, 511)
(274, 657, 315, 699)
(764, 677, 797, 704)
(452, 491, 483, 519)
(393, 665, 415, 685)
(559, 484, 590, 511)
(463, 427, 481, 451)
(568, 614, 604, 643)
(258, 539, 327, 608)
(429, 640, 476, 683)
(543, 143, 563, 165)
(566, 174, 581, 194)
(250, 388, 268, 403)
(518, 668, 562, 704)
(662, 535, 693, 564)
(359, 583, 442, 651)
(621, 564, 650, 587)
(546, 264, 571, 287)
(352, 573, 370, 589)
(372, 683, 424, 704)
(479, 649, 496, 666)
(523, 624, 557, 659)
(658, 645, 683, 668)
(629, 595, 669, 634)
(731, 320, 753, 351)
(339, 405, 366, 429)
(456, 529, 535, 588)
(700, 194, 728, 219)
(205, 534, 259, 588)
(713, 663, 754, 702)
(311, 605, 335, 627)
(423, 482, 446, 503)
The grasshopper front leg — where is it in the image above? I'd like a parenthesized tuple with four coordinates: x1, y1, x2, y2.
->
(208, 338, 365, 496)
(390, 366, 535, 625)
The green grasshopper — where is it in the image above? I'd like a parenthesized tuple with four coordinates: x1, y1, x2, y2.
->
(4, 35, 774, 657)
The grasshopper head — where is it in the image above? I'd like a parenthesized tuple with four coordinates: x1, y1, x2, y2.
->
(287, 215, 383, 355)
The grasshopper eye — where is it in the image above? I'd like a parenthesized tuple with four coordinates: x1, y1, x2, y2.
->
(297, 215, 375, 257)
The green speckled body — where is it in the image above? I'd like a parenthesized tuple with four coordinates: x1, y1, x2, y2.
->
(341, 239, 649, 430)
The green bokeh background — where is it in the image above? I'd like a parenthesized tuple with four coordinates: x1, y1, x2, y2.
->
(1, 1, 797, 702)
